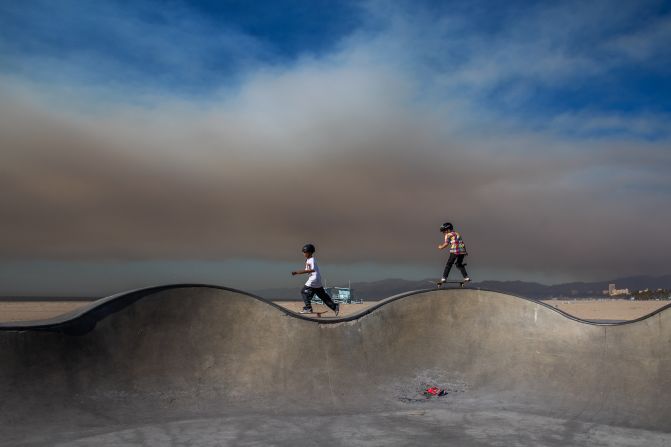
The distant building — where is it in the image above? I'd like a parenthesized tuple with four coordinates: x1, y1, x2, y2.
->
(327, 287, 362, 304)
(312, 286, 362, 304)
(604, 283, 629, 297)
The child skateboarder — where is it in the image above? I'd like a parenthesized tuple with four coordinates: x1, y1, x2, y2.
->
(291, 244, 340, 316)
(438, 222, 470, 284)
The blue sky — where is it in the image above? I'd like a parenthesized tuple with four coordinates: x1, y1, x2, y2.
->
(1, 0, 670, 295)
(3, 0, 669, 117)
(1, 0, 364, 95)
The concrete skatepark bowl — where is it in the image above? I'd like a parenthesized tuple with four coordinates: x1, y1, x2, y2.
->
(1, 285, 670, 446)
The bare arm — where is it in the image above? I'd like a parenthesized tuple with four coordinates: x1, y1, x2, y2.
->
(292, 269, 315, 276)
(438, 233, 449, 250)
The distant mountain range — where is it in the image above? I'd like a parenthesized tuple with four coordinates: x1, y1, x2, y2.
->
(2, 275, 669, 302)
(255, 275, 671, 301)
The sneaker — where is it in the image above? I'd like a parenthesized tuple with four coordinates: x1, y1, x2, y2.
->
(334, 303, 340, 317)
(463, 277, 471, 283)
(300, 308, 313, 314)
(439, 278, 446, 283)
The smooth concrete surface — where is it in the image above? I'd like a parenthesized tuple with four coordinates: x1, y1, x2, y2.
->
(1, 285, 670, 446)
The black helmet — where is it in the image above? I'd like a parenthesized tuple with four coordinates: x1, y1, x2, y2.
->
(439, 222, 453, 232)
(302, 243, 316, 253)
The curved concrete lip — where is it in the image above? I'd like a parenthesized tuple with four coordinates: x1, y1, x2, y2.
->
(2, 283, 669, 332)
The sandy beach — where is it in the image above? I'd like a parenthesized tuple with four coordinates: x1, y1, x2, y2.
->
(0, 301, 87, 323)
(0, 297, 668, 323)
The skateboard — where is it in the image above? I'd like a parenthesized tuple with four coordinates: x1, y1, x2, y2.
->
(430, 280, 467, 288)
(299, 309, 329, 318)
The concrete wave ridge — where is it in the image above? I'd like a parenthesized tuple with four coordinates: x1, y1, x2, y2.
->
(1, 285, 669, 446)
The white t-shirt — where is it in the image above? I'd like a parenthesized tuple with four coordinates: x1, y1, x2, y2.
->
(304, 257, 322, 288)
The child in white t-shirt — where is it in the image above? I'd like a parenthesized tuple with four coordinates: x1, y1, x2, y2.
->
(291, 244, 340, 316)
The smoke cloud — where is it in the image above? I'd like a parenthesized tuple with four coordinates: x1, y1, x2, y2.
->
(1, 0, 670, 292)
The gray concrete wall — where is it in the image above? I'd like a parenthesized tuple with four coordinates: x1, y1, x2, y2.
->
(0, 285, 669, 442)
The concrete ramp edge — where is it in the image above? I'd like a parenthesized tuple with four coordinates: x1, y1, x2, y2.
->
(1, 283, 669, 334)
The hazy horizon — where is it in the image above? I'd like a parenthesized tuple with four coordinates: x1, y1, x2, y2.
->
(2, 268, 669, 298)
